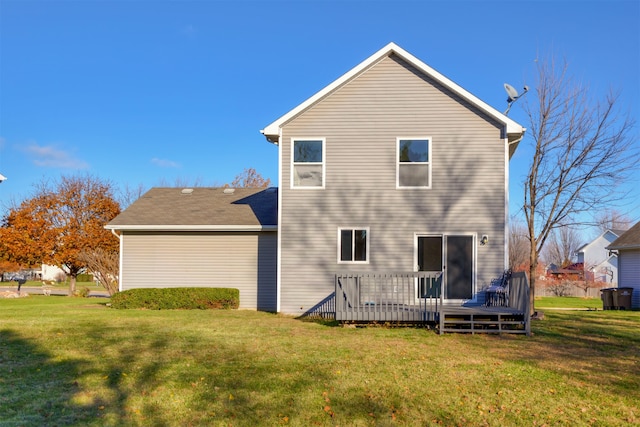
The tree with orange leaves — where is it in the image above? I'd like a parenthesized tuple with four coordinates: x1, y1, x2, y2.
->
(0, 259, 21, 282)
(0, 175, 120, 295)
(0, 195, 56, 270)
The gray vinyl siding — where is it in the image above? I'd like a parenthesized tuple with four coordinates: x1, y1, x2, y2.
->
(120, 231, 277, 311)
(618, 249, 640, 308)
(278, 54, 507, 315)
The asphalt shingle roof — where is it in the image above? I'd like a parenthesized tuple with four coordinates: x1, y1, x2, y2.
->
(607, 221, 640, 250)
(106, 187, 277, 230)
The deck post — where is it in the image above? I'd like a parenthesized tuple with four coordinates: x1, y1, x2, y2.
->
(438, 281, 444, 334)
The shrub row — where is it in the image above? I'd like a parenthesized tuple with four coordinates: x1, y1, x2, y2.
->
(110, 287, 240, 310)
(76, 274, 94, 282)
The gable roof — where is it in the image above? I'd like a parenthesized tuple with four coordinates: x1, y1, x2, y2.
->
(576, 229, 621, 253)
(607, 221, 640, 250)
(106, 187, 278, 232)
(260, 42, 525, 156)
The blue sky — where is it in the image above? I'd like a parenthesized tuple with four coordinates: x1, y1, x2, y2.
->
(1, 0, 639, 231)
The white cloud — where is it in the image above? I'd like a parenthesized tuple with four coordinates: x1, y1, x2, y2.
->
(24, 142, 89, 169)
(151, 157, 181, 168)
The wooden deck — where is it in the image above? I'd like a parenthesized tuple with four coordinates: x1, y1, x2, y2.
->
(331, 271, 531, 335)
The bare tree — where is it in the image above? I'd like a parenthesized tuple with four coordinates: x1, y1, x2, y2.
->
(230, 168, 271, 188)
(594, 209, 633, 233)
(522, 56, 638, 315)
(541, 224, 581, 267)
(509, 216, 530, 271)
(155, 176, 210, 188)
(79, 248, 119, 296)
(117, 182, 147, 209)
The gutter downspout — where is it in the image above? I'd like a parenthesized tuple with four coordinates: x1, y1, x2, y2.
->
(505, 129, 526, 271)
(276, 127, 283, 313)
(260, 127, 281, 312)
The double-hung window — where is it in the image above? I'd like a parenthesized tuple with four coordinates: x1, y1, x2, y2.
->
(338, 228, 369, 263)
(292, 138, 325, 188)
(397, 138, 431, 188)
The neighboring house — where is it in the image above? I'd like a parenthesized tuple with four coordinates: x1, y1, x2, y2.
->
(107, 42, 526, 318)
(607, 221, 640, 309)
(575, 229, 623, 284)
(106, 187, 278, 311)
(546, 262, 585, 281)
(260, 42, 525, 315)
(41, 264, 66, 282)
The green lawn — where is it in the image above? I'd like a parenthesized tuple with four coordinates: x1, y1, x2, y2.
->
(535, 296, 603, 310)
(0, 297, 638, 426)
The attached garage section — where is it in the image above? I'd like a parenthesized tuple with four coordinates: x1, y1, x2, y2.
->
(107, 187, 279, 312)
(120, 231, 277, 311)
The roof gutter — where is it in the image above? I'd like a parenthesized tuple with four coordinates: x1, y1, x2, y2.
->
(507, 129, 526, 159)
(105, 224, 278, 232)
(606, 243, 640, 251)
(260, 129, 280, 145)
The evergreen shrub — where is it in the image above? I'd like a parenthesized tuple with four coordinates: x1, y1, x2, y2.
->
(76, 274, 94, 282)
(110, 287, 240, 310)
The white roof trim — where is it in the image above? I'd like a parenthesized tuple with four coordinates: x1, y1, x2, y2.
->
(260, 42, 525, 141)
(105, 224, 278, 232)
(577, 229, 621, 254)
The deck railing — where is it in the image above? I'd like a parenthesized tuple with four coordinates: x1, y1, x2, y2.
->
(335, 272, 442, 322)
(508, 271, 531, 335)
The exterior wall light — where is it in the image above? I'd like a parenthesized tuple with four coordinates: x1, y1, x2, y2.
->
(480, 235, 489, 246)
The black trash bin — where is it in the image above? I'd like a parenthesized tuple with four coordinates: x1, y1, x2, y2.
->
(616, 287, 634, 310)
(611, 288, 620, 309)
(601, 288, 614, 310)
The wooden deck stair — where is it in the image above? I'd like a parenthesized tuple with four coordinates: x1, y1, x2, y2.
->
(439, 307, 528, 335)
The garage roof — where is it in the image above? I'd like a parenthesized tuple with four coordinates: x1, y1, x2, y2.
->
(106, 187, 278, 231)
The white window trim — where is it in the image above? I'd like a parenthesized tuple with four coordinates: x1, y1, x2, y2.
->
(337, 227, 370, 264)
(396, 137, 432, 189)
(291, 137, 326, 189)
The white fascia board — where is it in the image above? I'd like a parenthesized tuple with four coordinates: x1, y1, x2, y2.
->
(260, 42, 525, 140)
(105, 225, 278, 232)
(607, 242, 640, 251)
(580, 230, 620, 253)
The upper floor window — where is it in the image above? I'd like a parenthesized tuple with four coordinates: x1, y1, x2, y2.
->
(397, 138, 431, 188)
(338, 228, 369, 263)
(292, 139, 325, 188)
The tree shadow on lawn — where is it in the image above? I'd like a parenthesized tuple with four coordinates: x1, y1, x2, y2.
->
(77, 322, 395, 426)
(0, 329, 99, 425)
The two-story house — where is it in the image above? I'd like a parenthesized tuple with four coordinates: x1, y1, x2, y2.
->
(260, 42, 525, 315)
(107, 43, 527, 324)
(575, 229, 623, 284)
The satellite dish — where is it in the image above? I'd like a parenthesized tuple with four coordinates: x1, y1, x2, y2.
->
(504, 83, 519, 102)
(0, 173, 6, 183)
(503, 83, 529, 115)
